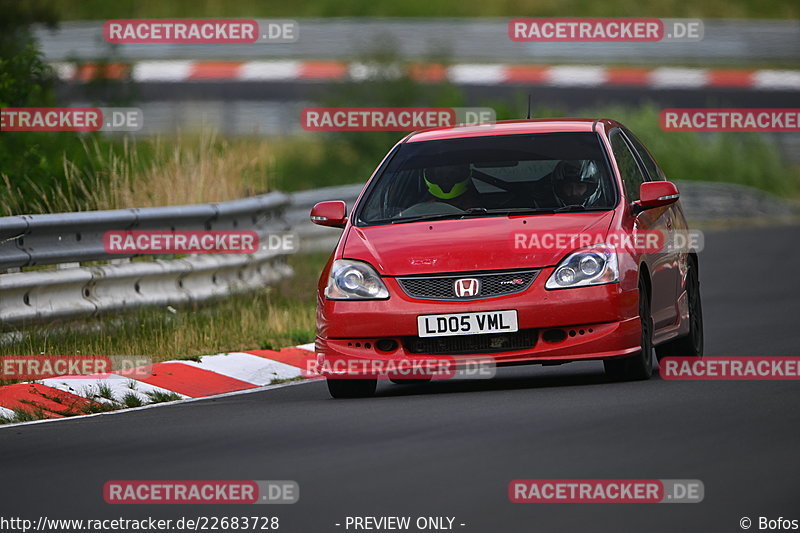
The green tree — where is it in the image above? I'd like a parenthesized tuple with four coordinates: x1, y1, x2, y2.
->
(0, 0, 87, 215)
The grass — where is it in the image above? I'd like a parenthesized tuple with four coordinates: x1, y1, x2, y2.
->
(0, 252, 326, 362)
(52, 0, 800, 20)
(80, 399, 121, 414)
(144, 390, 183, 404)
(121, 391, 144, 408)
(1, 131, 376, 215)
(1, 131, 275, 216)
(268, 376, 307, 386)
(95, 382, 115, 401)
(0, 406, 48, 424)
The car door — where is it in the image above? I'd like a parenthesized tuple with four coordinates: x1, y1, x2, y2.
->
(608, 129, 678, 330)
(623, 128, 684, 322)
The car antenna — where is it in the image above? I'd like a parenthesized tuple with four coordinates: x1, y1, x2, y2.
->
(526, 93, 532, 119)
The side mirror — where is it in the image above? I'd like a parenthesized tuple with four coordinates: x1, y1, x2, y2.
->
(310, 201, 347, 228)
(634, 181, 680, 213)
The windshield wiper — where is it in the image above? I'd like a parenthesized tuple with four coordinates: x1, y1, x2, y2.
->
(387, 208, 523, 224)
(381, 206, 588, 225)
(388, 212, 472, 224)
(552, 204, 585, 212)
(464, 207, 556, 216)
(553, 205, 603, 213)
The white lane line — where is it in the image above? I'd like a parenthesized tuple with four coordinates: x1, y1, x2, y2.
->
(133, 60, 194, 82)
(240, 61, 301, 81)
(752, 70, 800, 90)
(51, 62, 77, 81)
(40, 374, 188, 403)
(50, 61, 800, 92)
(546, 66, 608, 87)
(176, 352, 302, 386)
(649, 67, 709, 88)
(447, 64, 507, 84)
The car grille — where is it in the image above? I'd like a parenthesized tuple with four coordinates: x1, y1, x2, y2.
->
(404, 329, 538, 356)
(396, 270, 538, 301)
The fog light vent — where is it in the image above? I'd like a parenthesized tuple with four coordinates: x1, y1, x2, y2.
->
(376, 339, 398, 352)
(542, 329, 567, 343)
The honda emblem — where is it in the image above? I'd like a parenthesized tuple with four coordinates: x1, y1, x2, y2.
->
(453, 278, 481, 298)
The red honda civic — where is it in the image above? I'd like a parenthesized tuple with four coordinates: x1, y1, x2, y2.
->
(310, 119, 703, 398)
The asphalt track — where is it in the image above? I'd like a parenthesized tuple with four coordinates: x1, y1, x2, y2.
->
(2, 224, 800, 532)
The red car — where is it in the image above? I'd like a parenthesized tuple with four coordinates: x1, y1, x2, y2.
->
(311, 119, 703, 398)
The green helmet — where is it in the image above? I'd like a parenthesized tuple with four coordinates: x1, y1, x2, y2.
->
(424, 166, 471, 200)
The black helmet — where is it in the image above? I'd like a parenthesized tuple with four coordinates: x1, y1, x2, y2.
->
(552, 160, 600, 207)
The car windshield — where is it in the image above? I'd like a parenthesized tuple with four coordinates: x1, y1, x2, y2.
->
(356, 132, 616, 226)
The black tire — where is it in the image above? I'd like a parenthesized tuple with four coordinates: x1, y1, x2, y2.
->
(604, 278, 654, 381)
(326, 378, 377, 399)
(656, 258, 704, 360)
(389, 377, 433, 385)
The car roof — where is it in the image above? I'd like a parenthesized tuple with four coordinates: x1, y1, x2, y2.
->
(406, 118, 619, 143)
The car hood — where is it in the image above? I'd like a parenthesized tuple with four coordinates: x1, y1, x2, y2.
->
(342, 211, 615, 275)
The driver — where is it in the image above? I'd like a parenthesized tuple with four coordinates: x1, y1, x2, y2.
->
(552, 160, 601, 207)
(424, 164, 478, 209)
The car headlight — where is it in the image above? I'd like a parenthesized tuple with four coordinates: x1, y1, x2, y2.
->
(325, 259, 390, 300)
(545, 245, 619, 289)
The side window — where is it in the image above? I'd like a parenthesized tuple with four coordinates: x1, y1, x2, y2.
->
(609, 131, 647, 202)
(624, 129, 666, 181)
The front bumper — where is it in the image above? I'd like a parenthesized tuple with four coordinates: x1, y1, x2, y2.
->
(316, 269, 642, 376)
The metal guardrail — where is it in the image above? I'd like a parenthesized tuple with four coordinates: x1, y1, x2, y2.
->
(0, 192, 298, 327)
(36, 19, 800, 65)
(0, 193, 290, 269)
(0, 184, 364, 328)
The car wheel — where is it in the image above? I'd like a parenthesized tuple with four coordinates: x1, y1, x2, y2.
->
(389, 377, 433, 385)
(326, 378, 377, 399)
(656, 258, 704, 360)
(604, 278, 654, 381)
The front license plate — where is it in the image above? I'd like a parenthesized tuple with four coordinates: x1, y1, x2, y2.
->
(417, 310, 518, 338)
